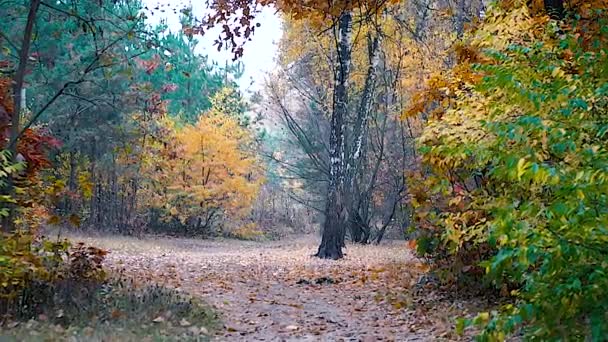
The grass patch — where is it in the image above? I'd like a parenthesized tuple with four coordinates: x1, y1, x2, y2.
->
(1, 277, 218, 341)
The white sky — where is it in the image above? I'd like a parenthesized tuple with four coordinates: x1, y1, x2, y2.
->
(142, 0, 283, 93)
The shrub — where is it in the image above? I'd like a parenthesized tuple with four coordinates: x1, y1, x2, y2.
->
(410, 2, 608, 339)
(0, 232, 107, 320)
(229, 222, 266, 240)
(1, 234, 217, 340)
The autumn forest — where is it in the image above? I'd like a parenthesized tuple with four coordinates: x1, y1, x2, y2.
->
(1, 0, 607, 340)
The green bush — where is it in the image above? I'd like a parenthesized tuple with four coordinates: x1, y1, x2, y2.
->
(411, 2, 608, 340)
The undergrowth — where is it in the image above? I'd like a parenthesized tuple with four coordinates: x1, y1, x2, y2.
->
(1, 276, 218, 341)
(0, 231, 217, 341)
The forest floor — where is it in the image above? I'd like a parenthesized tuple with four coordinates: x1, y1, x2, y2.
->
(70, 234, 486, 341)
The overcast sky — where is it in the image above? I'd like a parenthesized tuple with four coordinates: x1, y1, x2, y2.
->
(142, 0, 283, 93)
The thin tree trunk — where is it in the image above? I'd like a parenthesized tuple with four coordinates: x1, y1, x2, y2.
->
(10, 0, 40, 149)
(66, 151, 78, 214)
(89, 139, 98, 227)
(346, 33, 380, 244)
(316, 10, 352, 259)
(2, 0, 41, 232)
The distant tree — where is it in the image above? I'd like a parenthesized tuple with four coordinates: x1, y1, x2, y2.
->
(146, 91, 264, 235)
(0, 0, 154, 230)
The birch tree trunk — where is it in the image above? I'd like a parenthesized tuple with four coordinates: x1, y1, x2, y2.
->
(315, 11, 352, 259)
(346, 33, 381, 243)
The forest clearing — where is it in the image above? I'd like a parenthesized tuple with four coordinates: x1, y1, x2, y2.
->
(57, 234, 486, 341)
(2, 0, 608, 340)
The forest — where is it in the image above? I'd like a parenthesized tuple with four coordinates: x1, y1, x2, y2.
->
(0, 0, 607, 340)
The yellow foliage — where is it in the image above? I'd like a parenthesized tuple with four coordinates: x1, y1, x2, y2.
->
(281, 2, 456, 124)
(149, 109, 264, 225)
(231, 222, 265, 240)
(271, 0, 402, 23)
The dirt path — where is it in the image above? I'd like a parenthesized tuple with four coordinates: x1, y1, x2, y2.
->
(73, 234, 475, 341)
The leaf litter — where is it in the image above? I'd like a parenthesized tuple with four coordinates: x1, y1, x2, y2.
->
(71, 234, 486, 341)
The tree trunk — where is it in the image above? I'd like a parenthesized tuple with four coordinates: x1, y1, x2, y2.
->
(10, 0, 40, 149)
(345, 33, 380, 245)
(455, 0, 467, 37)
(66, 151, 77, 214)
(2, 0, 41, 232)
(350, 209, 363, 243)
(315, 11, 352, 259)
(89, 139, 98, 227)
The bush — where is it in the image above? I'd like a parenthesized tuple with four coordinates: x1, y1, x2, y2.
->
(410, 2, 608, 340)
(0, 232, 106, 320)
(229, 222, 266, 240)
(1, 233, 217, 341)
